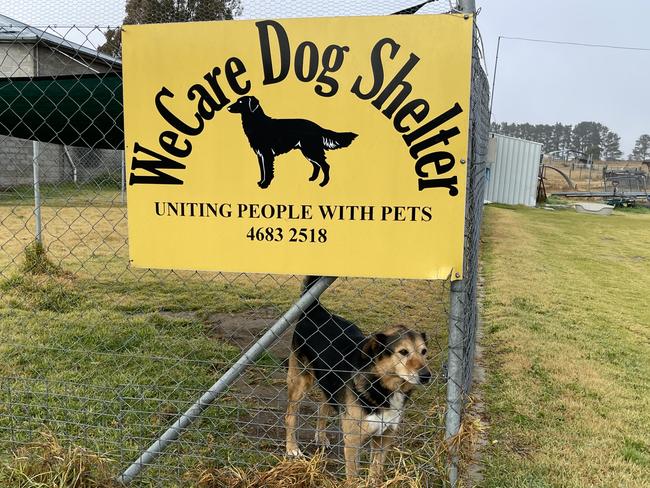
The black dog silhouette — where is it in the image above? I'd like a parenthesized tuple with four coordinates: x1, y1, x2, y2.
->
(228, 96, 357, 188)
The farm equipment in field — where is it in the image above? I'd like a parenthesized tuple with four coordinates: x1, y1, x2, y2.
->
(603, 168, 647, 192)
(551, 162, 650, 206)
(601, 167, 648, 206)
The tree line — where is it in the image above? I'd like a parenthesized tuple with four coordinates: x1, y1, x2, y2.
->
(100, 0, 241, 57)
(491, 121, 650, 161)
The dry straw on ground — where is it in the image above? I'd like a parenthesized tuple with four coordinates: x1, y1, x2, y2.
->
(194, 449, 437, 488)
(0, 431, 117, 488)
(0, 415, 463, 487)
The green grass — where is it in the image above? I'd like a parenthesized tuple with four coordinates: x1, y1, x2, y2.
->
(479, 205, 650, 487)
(0, 181, 123, 207)
(0, 213, 449, 487)
(0, 273, 255, 486)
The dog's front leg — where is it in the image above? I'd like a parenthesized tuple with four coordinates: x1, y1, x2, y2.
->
(255, 152, 266, 187)
(341, 413, 363, 480)
(257, 151, 275, 188)
(285, 354, 312, 457)
(368, 431, 395, 484)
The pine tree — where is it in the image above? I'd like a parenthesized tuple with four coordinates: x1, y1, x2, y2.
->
(602, 131, 622, 161)
(631, 134, 650, 161)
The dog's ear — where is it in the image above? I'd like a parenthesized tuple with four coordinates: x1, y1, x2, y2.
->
(364, 332, 389, 358)
(421, 332, 427, 344)
(248, 96, 259, 113)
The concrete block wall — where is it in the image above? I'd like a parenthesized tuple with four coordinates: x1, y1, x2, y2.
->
(0, 137, 66, 188)
(0, 43, 35, 77)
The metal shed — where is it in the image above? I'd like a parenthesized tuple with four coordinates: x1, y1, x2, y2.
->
(484, 133, 542, 206)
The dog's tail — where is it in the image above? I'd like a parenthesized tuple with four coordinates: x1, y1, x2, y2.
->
(321, 130, 358, 150)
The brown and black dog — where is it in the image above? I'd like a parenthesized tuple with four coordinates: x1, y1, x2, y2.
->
(285, 276, 431, 481)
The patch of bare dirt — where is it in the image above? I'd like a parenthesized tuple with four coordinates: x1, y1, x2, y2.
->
(204, 308, 343, 459)
(206, 307, 293, 359)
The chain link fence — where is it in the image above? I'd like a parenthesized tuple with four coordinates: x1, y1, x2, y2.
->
(0, 1, 489, 486)
(463, 24, 490, 395)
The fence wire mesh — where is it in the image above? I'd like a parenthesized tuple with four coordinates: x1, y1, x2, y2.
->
(462, 27, 491, 395)
(0, 1, 489, 486)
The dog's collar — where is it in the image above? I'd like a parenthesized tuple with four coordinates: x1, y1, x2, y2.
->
(353, 374, 407, 414)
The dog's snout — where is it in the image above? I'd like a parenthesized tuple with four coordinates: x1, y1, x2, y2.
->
(227, 100, 242, 112)
(419, 368, 432, 384)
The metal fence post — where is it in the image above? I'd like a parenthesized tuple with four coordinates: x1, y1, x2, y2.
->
(32, 141, 42, 244)
(31, 34, 43, 245)
(121, 150, 126, 205)
(445, 278, 465, 487)
(458, 0, 476, 13)
(117, 276, 337, 485)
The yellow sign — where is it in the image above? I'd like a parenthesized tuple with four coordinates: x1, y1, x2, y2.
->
(123, 14, 473, 280)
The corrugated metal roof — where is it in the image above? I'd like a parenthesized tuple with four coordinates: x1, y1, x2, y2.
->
(0, 13, 121, 68)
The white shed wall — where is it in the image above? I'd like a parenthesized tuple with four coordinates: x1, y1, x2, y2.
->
(485, 133, 543, 207)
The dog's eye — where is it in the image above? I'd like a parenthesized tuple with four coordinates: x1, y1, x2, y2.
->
(421, 349, 427, 356)
(398, 349, 409, 356)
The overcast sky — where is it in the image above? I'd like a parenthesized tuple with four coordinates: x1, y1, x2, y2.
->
(3, 0, 649, 154)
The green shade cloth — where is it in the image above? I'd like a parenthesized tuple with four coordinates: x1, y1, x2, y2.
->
(0, 73, 123, 150)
